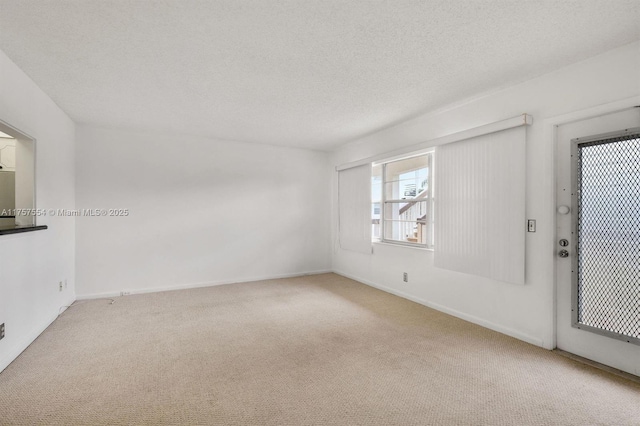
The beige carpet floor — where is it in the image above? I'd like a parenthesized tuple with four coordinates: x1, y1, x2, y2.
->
(0, 273, 639, 425)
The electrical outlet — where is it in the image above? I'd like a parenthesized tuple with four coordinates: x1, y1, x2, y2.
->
(59, 281, 63, 292)
(120, 291, 131, 296)
(403, 272, 408, 282)
(0, 323, 5, 340)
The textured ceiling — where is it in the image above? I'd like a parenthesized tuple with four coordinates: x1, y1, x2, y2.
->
(0, 1, 639, 151)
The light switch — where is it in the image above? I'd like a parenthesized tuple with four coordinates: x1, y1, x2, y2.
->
(527, 219, 536, 232)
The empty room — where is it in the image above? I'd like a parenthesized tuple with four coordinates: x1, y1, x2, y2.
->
(0, 1, 639, 424)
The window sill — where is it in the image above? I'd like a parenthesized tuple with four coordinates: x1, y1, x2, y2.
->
(372, 240, 434, 252)
(0, 225, 48, 235)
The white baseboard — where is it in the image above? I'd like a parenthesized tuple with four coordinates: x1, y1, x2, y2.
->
(76, 269, 333, 300)
(333, 270, 545, 348)
(3, 271, 336, 372)
(3, 268, 545, 375)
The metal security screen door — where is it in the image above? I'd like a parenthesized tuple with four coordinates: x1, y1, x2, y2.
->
(572, 129, 640, 345)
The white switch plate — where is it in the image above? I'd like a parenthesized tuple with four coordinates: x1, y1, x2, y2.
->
(527, 219, 536, 232)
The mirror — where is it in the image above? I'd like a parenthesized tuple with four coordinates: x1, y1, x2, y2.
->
(0, 120, 35, 230)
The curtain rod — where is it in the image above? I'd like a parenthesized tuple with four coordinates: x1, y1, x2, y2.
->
(336, 113, 532, 171)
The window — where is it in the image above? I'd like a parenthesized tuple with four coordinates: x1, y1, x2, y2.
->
(0, 120, 36, 231)
(341, 114, 529, 282)
(372, 152, 434, 248)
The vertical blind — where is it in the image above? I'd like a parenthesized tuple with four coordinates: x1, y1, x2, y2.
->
(434, 126, 526, 284)
(338, 164, 372, 254)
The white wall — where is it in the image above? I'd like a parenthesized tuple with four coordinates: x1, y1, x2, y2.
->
(0, 49, 76, 372)
(75, 126, 331, 298)
(331, 41, 640, 349)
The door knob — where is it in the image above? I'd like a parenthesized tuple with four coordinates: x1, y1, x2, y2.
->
(558, 249, 569, 258)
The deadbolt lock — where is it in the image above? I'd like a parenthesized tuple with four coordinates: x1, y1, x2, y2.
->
(559, 239, 569, 247)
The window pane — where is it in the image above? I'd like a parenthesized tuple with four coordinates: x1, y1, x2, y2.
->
(383, 219, 427, 244)
(374, 152, 433, 247)
(384, 199, 427, 244)
(384, 200, 427, 221)
(372, 164, 382, 202)
(384, 156, 429, 201)
(371, 164, 382, 240)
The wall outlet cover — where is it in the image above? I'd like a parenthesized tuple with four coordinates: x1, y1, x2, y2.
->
(527, 219, 536, 232)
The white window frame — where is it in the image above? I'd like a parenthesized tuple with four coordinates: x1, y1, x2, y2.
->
(373, 150, 434, 249)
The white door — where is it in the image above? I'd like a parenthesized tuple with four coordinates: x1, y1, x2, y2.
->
(555, 107, 640, 376)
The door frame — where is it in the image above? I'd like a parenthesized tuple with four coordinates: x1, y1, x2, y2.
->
(545, 95, 640, 350)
